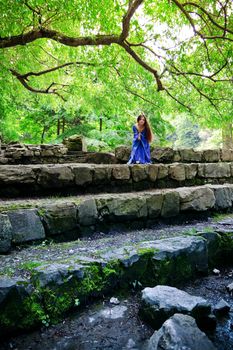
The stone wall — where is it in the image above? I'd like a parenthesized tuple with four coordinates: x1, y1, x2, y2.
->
(1, 142, 233, 165)
(0, 184, 233, 252)
(115, 146, 233, 163)
(1, 163, 233, 197)
(0, 142, 116, 165)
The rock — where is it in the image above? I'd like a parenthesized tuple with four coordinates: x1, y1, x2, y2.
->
(147, 313, 216, 350)
(221, 149, 233, 162)
(226, 282, 233, 293)
(131, 165, 148, 182)
(78, 199, 98, 226)
(213, 299, 230, 316)
(185, 163, 198, 179)
(203, 149, 220, 162)
(198, 163, 231, 178)
(110, 297, 120, 305)
(115, 146, 131, 163)
(161, 191, 180, 217)
(111, 165, 131, 180)
(157, 164, 168, 179)
(210, 185, 233, 209)
(0, 165, 37, 184)
(169, 163, 186, 181)
(85, 152, 116, 164)
(213, 268, 220, 275)
(180, 148, 202, 162)
(7, 209, 45, 244)
(97, 195, 148, 222)
(146, 164, 159, 182)
(63, 134, 87, 151)
(93, 166, 112, 184)
(32, 263, 85, 288)
(37, 165, 75, 188)
(146, 193, 163, 218)
(140, 285, 211, 329)
(0, 214, 12, 253)
(71, 165, 93, 186)
(0, 276, 31, 306)
(177, 186, 215, 211)
(151, 148, 174, 162)
(41, 203, 78, 236)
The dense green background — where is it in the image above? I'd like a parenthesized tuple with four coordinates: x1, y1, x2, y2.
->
(0, 0, 232, 150)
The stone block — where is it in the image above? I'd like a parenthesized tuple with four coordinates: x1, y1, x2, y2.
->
(146, 193, 163, 218)
(169, 163, 186, 181)
(71, 165, 93, 186)
(203, 149, 220, 162)
(177, 187, 215, 211)
(7, 209, 45, 243)
(157, 164, 168, 179)
(111, 165, 131, 180)
(131, 165, 148, 182)
(41, 203, 78, 236)
(180, 149, 202, 162)
(161, 191, 180, 217)
(78, 199, 98, 226)
(185, 163, 198, 179)
(37, 165, 75, 188)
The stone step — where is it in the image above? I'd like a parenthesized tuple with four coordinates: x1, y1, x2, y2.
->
(0, 224, 232, 335)
(0, 184, 233, 252)
(0, 162, 233, 198)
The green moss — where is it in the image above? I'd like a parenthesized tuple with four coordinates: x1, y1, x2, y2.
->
(19, 261, 42, 271)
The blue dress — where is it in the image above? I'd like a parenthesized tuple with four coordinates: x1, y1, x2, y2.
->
(127, 125, 151, 164)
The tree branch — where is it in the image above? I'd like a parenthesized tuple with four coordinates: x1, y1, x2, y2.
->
(120, 0, 144, 41)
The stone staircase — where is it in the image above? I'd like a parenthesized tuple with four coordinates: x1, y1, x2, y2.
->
(1, 158, 233, 337)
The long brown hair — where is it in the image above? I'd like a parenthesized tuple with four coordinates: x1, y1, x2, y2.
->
(137, 114, 153, 143)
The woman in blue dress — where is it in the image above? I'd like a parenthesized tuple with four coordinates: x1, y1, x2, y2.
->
(127, 114, 153, 164)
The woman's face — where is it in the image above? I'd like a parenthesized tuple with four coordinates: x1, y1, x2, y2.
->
(138, 117, 145, 126)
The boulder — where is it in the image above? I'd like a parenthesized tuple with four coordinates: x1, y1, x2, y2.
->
(63, 134, 87, 151)
(177, 186, 215, 211)
(161, 191, 180, 217)
(7, 209, 45, 243)
(115, 146, 131, 163)
(169, 163, 186, 181)
(140, 285, 211, 329)
(147, 313, 216, 350)
(78, 199, 98, 226)
(41, 203, 78, 236)
(37, 165, 75, 188)
(0, 214, 12, 253)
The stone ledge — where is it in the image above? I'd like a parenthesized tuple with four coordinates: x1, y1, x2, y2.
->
(0, 184, 233, 252)
(0, 235, 208, 334)
(1, 163, 233, 197)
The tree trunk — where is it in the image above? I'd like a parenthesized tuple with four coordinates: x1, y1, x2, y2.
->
(41, 126, 46, 144)
(57, 119, 61, 136)
(62, 117, 65, 133)
(222, 123, 233, 149)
